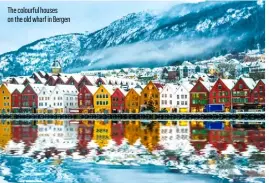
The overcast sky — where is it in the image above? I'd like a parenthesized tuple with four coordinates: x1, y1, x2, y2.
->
(0, 1, 182, 54)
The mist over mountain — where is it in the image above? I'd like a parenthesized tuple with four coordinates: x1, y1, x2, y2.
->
(0, 1, 265, 76)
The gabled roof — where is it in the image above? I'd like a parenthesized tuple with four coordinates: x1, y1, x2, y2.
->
(220, 79, 237, 90)
(200, 81, 214, 91)
(117, 88, 127, 96)
(4, 84, 25, 94)
(26, 84, 44, 94)
(180, 82, 194, 92)
(161, 84, 178, 94)
(133, 88, 142, 96)
(39, 86, 56, 95)
(240, 77, 256, 90)
(54, 85, 78, 95)
(102, 85, 115, 95)
(85, 85, 98, 95)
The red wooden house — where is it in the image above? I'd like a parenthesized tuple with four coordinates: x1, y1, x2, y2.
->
(11, 86, 25, 113)
(231, 77, 256, 110)
(21, 84, 43, 113)
(209, 79, 236, 112)
(190, 80, 213, 112)
(78, 85, 98, 113)
(111, 121, 124, 146)
(250, 79, 265, 107)
(111, 88, 126, 113)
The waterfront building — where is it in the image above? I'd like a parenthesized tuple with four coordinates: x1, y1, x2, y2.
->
(174, 82, 193, 112)
(250, 79, 265, 107)
(189, 79, 214, 112)
(37, 86, 56, 113)
(160, 84, 178, 112)
(209, 79, 236, 112)
(140, 81, 162, 112)
(0, 84, 24, 113)
(11, 85, 25, 113)
(231, 77, 256, 110)
(21, 84, 44, 113)
(50, 85, 78, 113)
(78, 85, 98, 113)
(125, 88, 141, 113)
(93, 85, 114, 113)
(111, 88, 126, 113)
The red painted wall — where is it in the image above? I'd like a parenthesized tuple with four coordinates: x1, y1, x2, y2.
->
(111, 122, 124, 146)
(111, 88, 125, 113)
(21, 85, 38, 111)
(250, 80, 265, 105)
(78, 85, 94, 108)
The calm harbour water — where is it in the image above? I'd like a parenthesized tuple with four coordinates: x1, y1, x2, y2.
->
(0, 120, 265, 183)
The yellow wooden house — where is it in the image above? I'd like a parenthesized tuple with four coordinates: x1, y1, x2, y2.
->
(0, 84, 11, 113)
(125, 88, 141, 113)
(140, 81, 160, 112)
(93, 120, 111, 148)
(93, 85, 114, 113)
(0, 120, 12, 149)
(124, 120, 140, 145)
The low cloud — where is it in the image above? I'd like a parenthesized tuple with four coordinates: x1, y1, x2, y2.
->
(70, 36, 225, 72)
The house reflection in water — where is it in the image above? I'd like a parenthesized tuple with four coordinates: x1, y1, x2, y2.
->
(93, 120, 111, 149)
(0, 120, 12, 150)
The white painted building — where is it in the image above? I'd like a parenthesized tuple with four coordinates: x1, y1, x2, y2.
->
(37, 85, 56, 113)
(50, 85, 78, 113)
(174, 82, 194, 112)
(159, 121, 190, 150)
(160, 84, 179, 112)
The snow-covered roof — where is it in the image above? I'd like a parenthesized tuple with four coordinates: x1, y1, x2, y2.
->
(70, 74, 83, 83)
(85, 85, 98, 94)
(39, 86, 56, 95)
(54, 85, 78, 95)
(221, 79, 236, 90)
(28, 84, 44, 94)
(180, 82, 194, 92)
(161, 84, 178, 94)
(133, 88, 142, 96)
(200, 81, 214, 91)
(4, 84, 25, 93)
(118, 88, 127, 96)
(241, 77, 256, 90)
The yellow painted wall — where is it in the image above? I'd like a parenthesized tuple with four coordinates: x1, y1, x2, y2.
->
(125, 89, 140, 113)
(0, 84, 11, 113)
(93, 120, 111, 148)
(140, 81, 160, 112)
(0, 120, 12, 149)
(93, 85, 111, 113)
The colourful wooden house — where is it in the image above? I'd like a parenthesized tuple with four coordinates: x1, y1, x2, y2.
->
(93, 85, 114, 113)
(77, 120, 94, 154)
(111, 88, 126, 113)
(231, 77, 256, 110)
(209, 79, 236, 112)
(78, 85, 98, 113)
(190, 80, 213, 112)
(125, 88, 141, 113)
(140, 81, 161, 112)
(250, 79, 265, 107)
(21, 84, 44, 113)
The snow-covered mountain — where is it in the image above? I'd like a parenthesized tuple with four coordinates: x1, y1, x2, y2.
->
(0, 1, 265, 76)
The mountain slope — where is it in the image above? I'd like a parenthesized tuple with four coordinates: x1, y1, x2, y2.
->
(0, 1, 265, 76)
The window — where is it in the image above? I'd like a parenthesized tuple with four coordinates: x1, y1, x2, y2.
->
(239, 84, 243, 89)
(170, 100, 172, 105)
(218, 85, 222, 90)
(144, 93, 147, 98)
(170, 94, 172, 98)
(213, 98, 216, 103)
(177, 101, 179, 105)
(177, 95, 179, 99)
